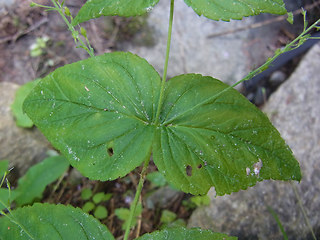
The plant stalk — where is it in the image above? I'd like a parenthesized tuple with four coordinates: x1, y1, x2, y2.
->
(123, 155, 151, 240)
(154, 0, 175, 125)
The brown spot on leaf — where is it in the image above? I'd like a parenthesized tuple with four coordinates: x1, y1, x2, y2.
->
(186, 165, 192, 176)
(107, 147, 114, 157)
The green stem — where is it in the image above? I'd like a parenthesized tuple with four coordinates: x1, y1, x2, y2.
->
(49, 0, 95, 58)
(291, 182, 317, 240)
(154, 0, 175, 125)
(123, 155, 151, 240)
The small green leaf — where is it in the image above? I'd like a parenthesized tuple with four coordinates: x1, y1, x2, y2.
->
(103, 193, 113, 201)
(23, 52, 160, 182)
(0, 189, 19, 211)
(160, 210, 177, 224)
(146, 171, 167, 187)
(93, 192, 105, 204)
(11, 79, 40, 128)
(14, 156, 69, 206)
(190, 195, 210, 207)
(287, 12, 294, 24)
(72, 0, 160, 25)
(137, 227, 237, 240)
(94, 205, 108, 219)
(115, 203, 142, 230)
(82, 201, 95, 213)
(0, 160, 9, 178)
(0, 203, 114, 239)
(81, 188, 93, 200)
(183, 0, 287, 21)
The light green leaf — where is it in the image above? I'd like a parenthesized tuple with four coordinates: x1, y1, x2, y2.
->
(81, 188, 93, 200)
(72, 0, 159, 25)
(11, 79, 40, 128)
(0, 160, 9, 178)
(183, 0, 287, 21)
(93, 192, 106, 204)
(23, 52, 160, 182)
(115, 203, 142, 230)
(94, 205, 108, 219)
(160, 210, 177, 224)
(23, 52, 301, 196)
(153, 74, 301, 195)
(14, 156, 69, 206)
(0, 203, 114, 240)
(0, 189, 19, 211)
(83, 201, 95, 213)
(137, 227, 237, 240)
(146, 171, 167, 187)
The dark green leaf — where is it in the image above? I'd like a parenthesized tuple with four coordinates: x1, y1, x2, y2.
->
(15, 156, 69, 206)
(137, 227, 237, 240)
(23, 52, 301, 196)
(72, 0, 159, 25)
(11, 79, 40, 128)
(0, 203, 114, 239)
(153, 74, 301, 195)
(23, 52, 160, 182)
(183, 0, 287, 21)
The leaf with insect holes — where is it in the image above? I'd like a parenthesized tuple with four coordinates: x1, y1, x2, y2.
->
(0, 203, 114, 239)
(72, 0, 159, 25)
(23, 52, 301, 196)
(137, 227, 237, 240)
(183, 0, 287, 21)
(153, 74, 301, 195)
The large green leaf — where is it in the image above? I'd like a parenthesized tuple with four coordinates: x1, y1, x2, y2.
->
(72, 0, 159, 25)
(0, 203, 114, 239)
(14, 156, 69, 206)
(183, 0, 287, 21)
(153, 74, 300, 195)
(0, 189, 19, 211)
(23, 52, 301, 196)
(137, 227, 237, 239)
(23, 52, 160, 181)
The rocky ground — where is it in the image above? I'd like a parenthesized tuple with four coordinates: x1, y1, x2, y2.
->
(1, 0, 320, 239)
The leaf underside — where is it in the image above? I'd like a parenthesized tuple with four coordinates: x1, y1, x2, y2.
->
(137, 227, 237, 240)
(183, 0, 287, 21)
(23, 52, 301, 196)
(72, 0, 160, 25)
(0, 203, 114, 240)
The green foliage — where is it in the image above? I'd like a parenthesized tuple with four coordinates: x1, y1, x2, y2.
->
(14, 155, 69, 206)
(72, 0, 160, 25)
(11, 79, 40, 128)
(146, 171, 167, 187)
(94, 205, 108, 219)
(93, 192, 106, 204)
(183, 0, 287, 21)
(160, 209, 177, 224)
(0, 160, 8, 178)
(115, 203, 142, 230)
(83, 201, 95, 213)
(0, 189, 19, 211)
(137, 227, 237, 240)
(81, 188, 93, 200)
(0, 203, 114, 240)
(23, 53, 301, 196)
(187, 195, 211, 208)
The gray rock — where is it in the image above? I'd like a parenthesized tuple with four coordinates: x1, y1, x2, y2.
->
(0, 82, 51, 180)
(188, 43, 320, 239)
(121, 0, 255, 85)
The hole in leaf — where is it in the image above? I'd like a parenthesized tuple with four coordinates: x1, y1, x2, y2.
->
(107, 147, 114, 157)
(186, 165, 192, 176)
(197, 164, 202, 169)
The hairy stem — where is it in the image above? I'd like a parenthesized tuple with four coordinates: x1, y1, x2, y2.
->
(49, 0, 95, 57)
(123, 154, 151, 240)
(154, 0, 175, 125)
